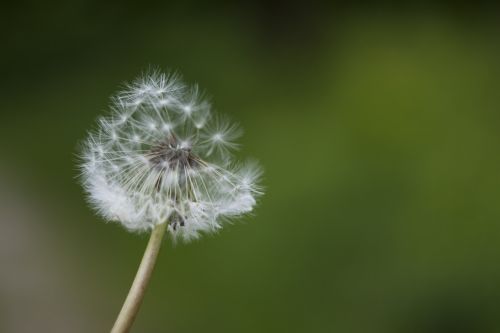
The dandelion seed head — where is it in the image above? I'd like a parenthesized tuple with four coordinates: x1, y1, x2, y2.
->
(80, 70, 263, 241)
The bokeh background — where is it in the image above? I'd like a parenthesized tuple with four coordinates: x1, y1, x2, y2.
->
(2, 1, 500, 332)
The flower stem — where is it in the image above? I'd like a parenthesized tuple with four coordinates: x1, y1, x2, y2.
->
(111, 222, 168, 333)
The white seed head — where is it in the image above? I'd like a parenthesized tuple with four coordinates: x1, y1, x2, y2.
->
(79, 70, 263, 242)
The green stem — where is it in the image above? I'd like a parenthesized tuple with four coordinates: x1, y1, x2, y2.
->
(111, 222, 168, 333)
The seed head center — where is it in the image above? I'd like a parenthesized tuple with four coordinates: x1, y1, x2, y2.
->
(148, 135, 199, 169)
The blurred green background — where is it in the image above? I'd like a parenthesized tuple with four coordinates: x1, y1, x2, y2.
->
(2, 1, 500, 332)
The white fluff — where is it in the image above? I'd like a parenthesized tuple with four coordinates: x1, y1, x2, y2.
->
(80, 70, 263, 242)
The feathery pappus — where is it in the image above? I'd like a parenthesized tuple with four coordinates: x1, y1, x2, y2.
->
(80, 70, 263, 242)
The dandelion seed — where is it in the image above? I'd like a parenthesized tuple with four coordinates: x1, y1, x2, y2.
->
(80, 70, 263, 242)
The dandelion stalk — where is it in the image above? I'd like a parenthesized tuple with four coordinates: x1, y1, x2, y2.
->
(111, 222, 168, 333)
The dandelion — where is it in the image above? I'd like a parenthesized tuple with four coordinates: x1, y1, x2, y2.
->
(79, 70, 263, 332)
